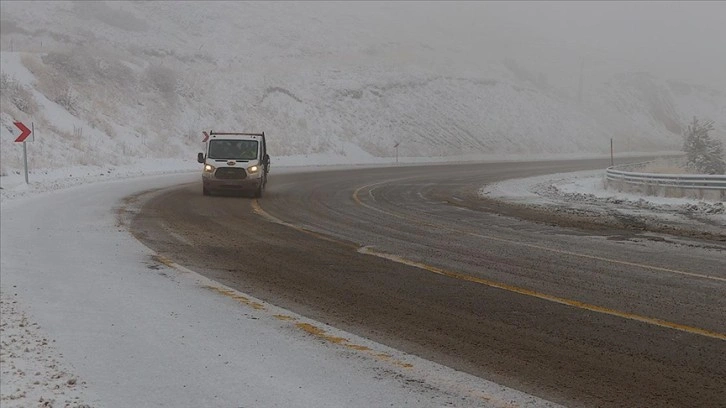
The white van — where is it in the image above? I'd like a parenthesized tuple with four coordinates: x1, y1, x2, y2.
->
(197, 131, 270, 197)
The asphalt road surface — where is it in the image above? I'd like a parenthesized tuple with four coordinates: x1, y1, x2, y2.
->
(130, 158, 726, 408)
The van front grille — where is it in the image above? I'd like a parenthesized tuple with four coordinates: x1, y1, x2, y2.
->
(215, 167, 247, 179)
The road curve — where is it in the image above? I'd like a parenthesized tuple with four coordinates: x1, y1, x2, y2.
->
(130, 159, 726, 408)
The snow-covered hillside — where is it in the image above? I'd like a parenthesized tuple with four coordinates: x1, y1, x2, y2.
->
(1, 1, 724, 176)
(589, 73, 726, 152)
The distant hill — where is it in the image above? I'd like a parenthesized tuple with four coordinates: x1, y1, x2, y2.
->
(1, 1, 723, 174)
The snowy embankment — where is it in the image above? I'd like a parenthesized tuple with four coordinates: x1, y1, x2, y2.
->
(1, 167, 561, 408)
(480, 169, 725, 233)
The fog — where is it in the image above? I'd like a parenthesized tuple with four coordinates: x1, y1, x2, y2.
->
(2, 0, 725, 173)
(3, 1, 724, 91)
(348, 1, 726, 92)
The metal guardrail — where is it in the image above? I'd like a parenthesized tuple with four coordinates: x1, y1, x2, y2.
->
(606, 163, 726, 191)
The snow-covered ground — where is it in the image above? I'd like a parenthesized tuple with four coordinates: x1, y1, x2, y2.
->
(481, 169, 725, 234)
(2, 161, 573, 408)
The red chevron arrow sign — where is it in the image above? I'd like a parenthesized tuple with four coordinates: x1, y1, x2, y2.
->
(14, 121, 32, 142)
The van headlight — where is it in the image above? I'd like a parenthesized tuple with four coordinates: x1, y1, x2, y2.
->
(204, 164, 215, 172)
(247, 165, 259, 174)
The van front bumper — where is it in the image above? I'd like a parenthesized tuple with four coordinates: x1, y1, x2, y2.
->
(202, 177, 261, 192)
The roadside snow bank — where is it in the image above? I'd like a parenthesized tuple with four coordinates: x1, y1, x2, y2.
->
(0, 159, 199, 202)
(482, 169, 724, 213)
(480, 170, 725, 234)
(0, 291, 94, 408)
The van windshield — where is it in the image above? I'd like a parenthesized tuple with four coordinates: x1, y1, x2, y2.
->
(208, 140, 258, 160)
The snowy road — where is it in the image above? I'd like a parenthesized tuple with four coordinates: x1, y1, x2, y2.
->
(131, 160, 726, 407)
(1, 171, 559, 408)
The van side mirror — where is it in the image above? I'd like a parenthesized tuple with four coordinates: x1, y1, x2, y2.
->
(197, 152, 205, 163)
(263, 154, 270, 166)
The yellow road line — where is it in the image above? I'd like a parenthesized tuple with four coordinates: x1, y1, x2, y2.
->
(154, 254, 516, 405)
(203, 280, 416, 367)
(204, 286, 266, 310)
(206, 284, 414, 364)
(251, 200, 358, 249)
(294, 322, 413, 367)
(148, 253, 523, 406)
(358, 247, 726, 341)
(352, 176, 420, 207)
(152, 254, 177, 269)
(252, 191, 726, 341)
(354, 182, 726, 283)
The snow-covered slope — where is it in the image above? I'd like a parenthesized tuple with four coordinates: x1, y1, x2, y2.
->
(1, 1, 724, 176)
(589, 73, 726, 152)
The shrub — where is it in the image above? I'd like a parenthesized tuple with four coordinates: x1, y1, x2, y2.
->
(50, 82, 79, 115)
(0, 73, 38, 114)
(683, 117, 725, 174)
(145, 65, 177, 98)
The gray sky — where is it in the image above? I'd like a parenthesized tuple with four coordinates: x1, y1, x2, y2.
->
(388, 1, 726, 91)
(495, 1, 725, 88)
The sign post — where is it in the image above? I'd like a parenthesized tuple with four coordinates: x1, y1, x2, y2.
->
(13, 121, 32, 184)
(22, 140, 28, 184)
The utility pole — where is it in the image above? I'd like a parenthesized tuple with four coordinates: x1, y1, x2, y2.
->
(577, 57, 584, 105)
(394, 141, 400, 164)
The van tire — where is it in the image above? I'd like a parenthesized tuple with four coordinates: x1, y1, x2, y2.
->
(253, 184, 263, 198)
(203, 187, 211, 196)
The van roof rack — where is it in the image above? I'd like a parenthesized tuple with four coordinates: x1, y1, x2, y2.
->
(209, 131, 265, 137)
